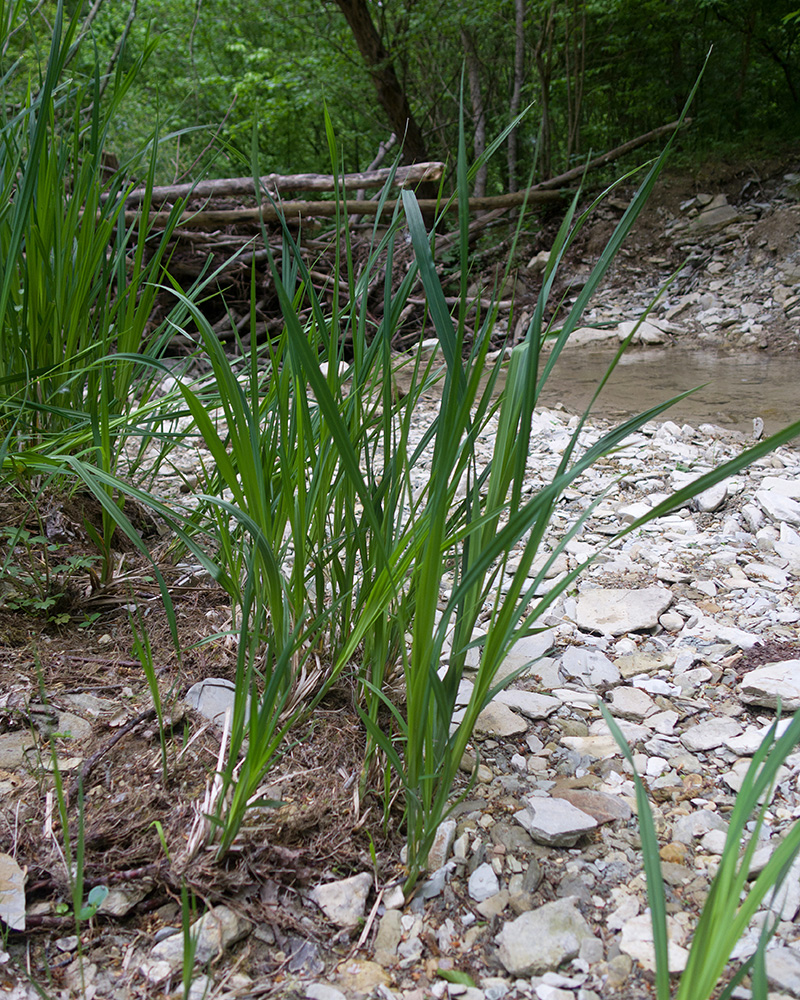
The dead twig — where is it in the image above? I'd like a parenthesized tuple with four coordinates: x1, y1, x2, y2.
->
(66, 708, 157, 805)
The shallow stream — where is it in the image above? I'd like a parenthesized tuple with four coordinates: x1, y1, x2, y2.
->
(538, 345, 799, 435)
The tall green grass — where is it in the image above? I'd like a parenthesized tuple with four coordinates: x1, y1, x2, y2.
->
(4, 14, 800, 963)
(170, 87, 800, 893)
(0, 1, 197, 476)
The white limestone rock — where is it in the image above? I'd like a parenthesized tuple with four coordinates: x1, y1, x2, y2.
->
(184, 677, 246, 727)
(427, 820, 457, 871)
(756, 490, 800, 526)
(495, 897, 597, 977)
(608, 687, 656, 720)
(473, 701, 529, 737)
(560, 646, 621, 687)
(680, 717, 742, 752)
(739, 660, 800, 710)
(140, 905, 249, 983)
(469, 863, 500, 902)
(576, 587, 673, 637)
(493, 689, 561, 719)
(619, 913, 689, 973)
(514, 796, 597, 847)
(309, 873, 372, 929)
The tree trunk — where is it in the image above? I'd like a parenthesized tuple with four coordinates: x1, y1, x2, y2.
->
(508, 0, 525, 194)
(461, 26, 487, 198)
(534, 5, 556, 180)
(331, 0, 429, 165)
(564, 0, 586, 166)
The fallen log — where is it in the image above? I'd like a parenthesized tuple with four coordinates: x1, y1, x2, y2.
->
(531, 118, 689, 190)
(123, 188, 566, 230)
(123, 160, 445, 206)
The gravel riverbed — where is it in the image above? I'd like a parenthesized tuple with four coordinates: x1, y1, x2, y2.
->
(129, 399, 800, 1000)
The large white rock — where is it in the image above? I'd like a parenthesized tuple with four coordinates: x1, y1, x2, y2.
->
(680, 717, 742, 752)
(468, 862, 500, 902)
(493, 689, 560, 718)
(695, 481, 729, 513)
(616, 319, 667, 345)
(495, 897, 597, 977)
(473, 701, 529, 737)
(756, 490, 800, 526)
(767, 944, 800, 994)
(309, 873, 372, 928)
(427, 820, 457, 871)
(0, 852, 25, 930)
(739, 660, 800, 710)
(496, 633, 556, 681)
(761, 476, 800, 499)
(608, 686, 656, 720)
(514, 796, 597, 846)
(619, 913, 689, 973)
(184, 677, 248, 727)
(560, 646, 620, 687)
(576, 588, 672, 636)
(140, 905, 249, 983)
(768, 854, 800, 922)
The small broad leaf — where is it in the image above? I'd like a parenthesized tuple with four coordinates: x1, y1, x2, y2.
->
(78, 884, 109, 920)
(436, 969, 476, 987)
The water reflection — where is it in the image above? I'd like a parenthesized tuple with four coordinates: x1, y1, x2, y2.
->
(538, 346, 798, 434)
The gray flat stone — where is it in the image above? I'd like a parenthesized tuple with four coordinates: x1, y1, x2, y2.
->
(576, 587, 672, 637)
(184, 677, 248, 727)
(671, 810, 728, 845)
(767, 944, 800, 994)
(474, 701, 528, 737)
(495, 897, 597, 976)
(680, 716, 742, 752)
(687, 204, 741, 234)
(560, 646, 620, 687)
(493, 690, 560, 718)
(514, 796, 597, 846)
(469, 862, 500, 902)
(309, 873, 372, 928)
(739, 660, 800, 710)
(0, 732, 35, 769)
(56, 711, 92, 742)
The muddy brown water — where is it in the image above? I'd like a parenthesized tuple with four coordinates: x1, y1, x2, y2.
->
(535, 345, 799, 436)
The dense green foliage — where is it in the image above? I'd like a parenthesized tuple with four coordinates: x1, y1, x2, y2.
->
(3, 0, 797, 187)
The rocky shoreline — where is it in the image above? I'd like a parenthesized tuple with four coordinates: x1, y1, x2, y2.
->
(128, 403, 800, 1000)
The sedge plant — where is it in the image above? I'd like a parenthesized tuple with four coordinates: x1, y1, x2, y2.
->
(165, 80, 800, 888)
(274, 76, 800, 890)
